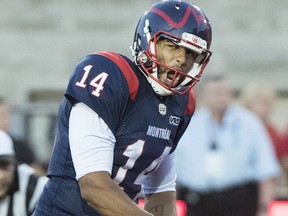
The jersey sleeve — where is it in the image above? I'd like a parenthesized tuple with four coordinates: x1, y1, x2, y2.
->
(69, 102, 116, 179)
(143, 152, 177, 194)
(65, 52, 139, 134)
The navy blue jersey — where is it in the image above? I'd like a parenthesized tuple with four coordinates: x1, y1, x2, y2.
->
(34, 52, 195, 215)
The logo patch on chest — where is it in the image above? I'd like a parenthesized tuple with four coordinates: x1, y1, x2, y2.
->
(159, 103, 166, 115)
(169, 116, 181, 126)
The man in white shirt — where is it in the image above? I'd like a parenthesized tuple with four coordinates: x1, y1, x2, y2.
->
(176, 73, 281, 216)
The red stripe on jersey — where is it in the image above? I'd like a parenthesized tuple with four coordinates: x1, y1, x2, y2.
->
(98, 52, 139, 100)
(185, 90, 195, 116)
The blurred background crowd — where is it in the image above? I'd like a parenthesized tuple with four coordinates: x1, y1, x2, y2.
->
(0, 0, 287, 215)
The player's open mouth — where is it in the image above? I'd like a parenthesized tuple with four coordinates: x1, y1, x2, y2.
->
(166, 70, 180, 87)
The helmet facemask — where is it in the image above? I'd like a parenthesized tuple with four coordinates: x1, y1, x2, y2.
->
(136, 31, 212, 96)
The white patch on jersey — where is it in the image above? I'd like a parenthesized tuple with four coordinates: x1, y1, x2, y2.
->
(169, 115, 181, 126)
(159, 103, 166, 115)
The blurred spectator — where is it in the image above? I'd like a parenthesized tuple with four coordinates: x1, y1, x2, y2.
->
(0, 97, 10, 132)
(0, 96, 46, 175)
(279, 128, 288, 162)
(279, 127, 288, 194)
(239, 81, 288, 198)
(279, 129, 288, 164)
(0, 130, 48, 215)
(176, 73, 281, 216)
(239, 81, 282, 161)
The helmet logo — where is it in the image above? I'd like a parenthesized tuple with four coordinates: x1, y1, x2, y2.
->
(182, 32, 207, 49)
(192, 35, 199, 44)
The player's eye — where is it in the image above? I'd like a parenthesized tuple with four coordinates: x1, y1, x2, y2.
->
(186, 50, 197, 59)
(167, 42, 179, 49)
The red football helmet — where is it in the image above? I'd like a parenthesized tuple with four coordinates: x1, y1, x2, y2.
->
(131, 0, 212, 95)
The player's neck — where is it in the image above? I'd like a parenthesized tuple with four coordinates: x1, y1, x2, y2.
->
(155, 94, 168, 103)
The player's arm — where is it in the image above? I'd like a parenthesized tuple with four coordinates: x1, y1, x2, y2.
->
(144, 191, 176, 216)
(79, 172, 153, 216)
(143, 152, 177, 216)
(69, 102, 152, 216)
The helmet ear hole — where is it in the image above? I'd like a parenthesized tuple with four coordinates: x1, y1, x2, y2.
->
(138, 52, 153, 68)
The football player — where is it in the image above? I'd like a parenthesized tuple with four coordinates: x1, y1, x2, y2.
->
(33, 1, 212, 215)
